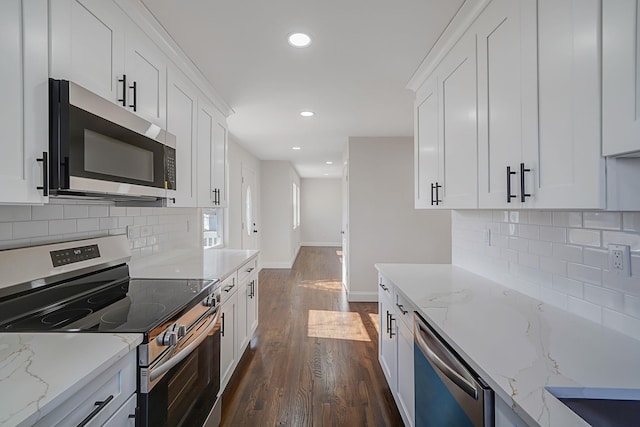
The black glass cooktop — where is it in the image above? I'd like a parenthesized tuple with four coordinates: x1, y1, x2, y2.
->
(0, 264, 216, 336)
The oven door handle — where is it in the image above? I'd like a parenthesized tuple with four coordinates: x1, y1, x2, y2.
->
(149, 308, 221, 382)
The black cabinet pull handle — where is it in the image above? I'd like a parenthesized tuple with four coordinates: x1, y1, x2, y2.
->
(389, 315, 396, 338)
(36, 152, 48, 196)
(386, 310, 391, 334)
(118, 75, 127, 106)
(435, 182, 442, 205)
(169, 197, 176, 204)
(430, 182, 435, 206)
(129, 81, 137, 111)
(221, 312, 225, 337)
(396, 303, 408, 315)
(507, 166, 517, 203)
(379, 282, 388, 291)
(77, 394, 114, 427)
(520, 163, 531, 202)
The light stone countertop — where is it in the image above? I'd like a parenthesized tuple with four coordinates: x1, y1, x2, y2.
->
(375, 263, 640, 427)
(0, 333, 142, 427)
(129, 247, 259, 281)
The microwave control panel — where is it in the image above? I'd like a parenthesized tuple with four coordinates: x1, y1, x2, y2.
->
(165, 147, 176, 190)
(50, 244, 101, 267)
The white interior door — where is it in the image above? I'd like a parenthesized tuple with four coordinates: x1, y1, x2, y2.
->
(241, 164, 258, 250)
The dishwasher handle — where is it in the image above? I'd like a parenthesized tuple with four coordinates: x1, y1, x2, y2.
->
(415, 317, 478, 400)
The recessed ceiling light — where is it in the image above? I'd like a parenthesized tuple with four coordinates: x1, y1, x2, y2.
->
(300, 111, 315, 117)
(326, 161, 333, 165)
(292, 146, 301, 150)
(324, 173, 329, 176)
(288, 32, 312, 48)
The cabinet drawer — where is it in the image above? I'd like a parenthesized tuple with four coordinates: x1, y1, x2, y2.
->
(34, 350, 136, 427)
(102, 393, 136, 427)
(394, 290, 416, 331)
(237, 257, 258, 284)
(219, 272, 238, 304)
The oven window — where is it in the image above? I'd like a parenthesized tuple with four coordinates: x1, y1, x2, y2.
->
(84, 129, 154, 183)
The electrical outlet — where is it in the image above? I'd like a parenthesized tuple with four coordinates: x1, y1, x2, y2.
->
(608, 244, 631, 277)
(483, 229, 491, 246)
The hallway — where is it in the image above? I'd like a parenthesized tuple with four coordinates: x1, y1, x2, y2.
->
(220, 246, 403, 426)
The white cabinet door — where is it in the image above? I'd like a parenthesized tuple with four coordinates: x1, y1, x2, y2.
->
(0, 0, 48, 204)
(379, 290, 397, 390)
(167, 68, 198, 207)
(529, 0, 604, 208)
(396, 318, 415, 427)
(220, 292, 237, 392)
(125, 23, 167, 128)
(414, 76, 440, 208)
(603, 0, 640, 156)
(476, 0, 532, 208)
(246, 275, 259, 336)
(50, 0, 126, 103)
(212, 120, 228, 207)
(437, 34, 478, 208)
(237, 277, 249, 352)
(197, 99, 217, 207)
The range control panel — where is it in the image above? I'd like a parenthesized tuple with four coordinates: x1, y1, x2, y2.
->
(50, 244, 101, 267)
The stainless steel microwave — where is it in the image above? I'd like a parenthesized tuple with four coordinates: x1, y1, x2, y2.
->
(49, 79, 176, 201)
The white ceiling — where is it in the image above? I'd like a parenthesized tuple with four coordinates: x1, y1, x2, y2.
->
(141, 0, 465, 178)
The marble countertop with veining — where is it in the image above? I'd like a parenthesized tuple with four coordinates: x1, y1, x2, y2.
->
(375, 263, 640, 427)
(0, 333, 142, 427)
(129, 247, 259, 281)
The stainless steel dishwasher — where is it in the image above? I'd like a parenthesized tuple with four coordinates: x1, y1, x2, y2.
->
(414, 313, 494, 427)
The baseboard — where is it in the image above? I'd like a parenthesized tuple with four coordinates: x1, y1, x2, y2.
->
(262, 246, 301, 270)
(347, 291, 378, 302)
(300, 242, 342, 247)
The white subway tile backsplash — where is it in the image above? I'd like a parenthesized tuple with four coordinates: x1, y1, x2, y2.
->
(118, 216, 134, 228)
(584, 284, 624, 311)
(539, 226, 567, 243)
(0, 224, 12, 240)
(567, 297, 602, 324)
(0, 206, 32, 222)
(31, 205, 63, 220)
(126, 207, 141, 217)
(623, 212, 640, 232)
(49, 219, 77, 234)
(99, 217, 118, 230)
(13, 221, 48, 239)
(568, 228, 601, 247)
(603, 231, 640, 252)
(63, 205, 89, 219)
(452, 209, 640, 340)
(552, 244, 583, 263)
(76, 218, 99, 232)
(88, 205, 109, 218)
(109, 206, 126, 216)
(552, 212, 582, 228)
(583, 212, 621, 230)
(568, 263, 601, 285)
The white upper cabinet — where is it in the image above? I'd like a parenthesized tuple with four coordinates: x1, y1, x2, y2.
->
(415, 77, 440, 208)
(603, 0, 640, 156)
(0, 0, 49, 204)
(50, 0, 167, 127)
(414, 33, 478, 209)
(197, 98, 227, 208)
(476, 0, 536, 208)
(124, 23, 167, 128)
(50, 0, 126, 103)
(530, 0, 604, 208)
(212, 121, 228, 208)
(167, 68, 198, 207)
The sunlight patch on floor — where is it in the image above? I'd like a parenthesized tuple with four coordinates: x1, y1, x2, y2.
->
(307, 310, 371, 342)
(298, 280, 343, 292)
(368, 313, 379, 335)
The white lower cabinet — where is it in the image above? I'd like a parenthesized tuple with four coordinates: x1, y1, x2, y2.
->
(495, 395, 528, 427)
(378, 274, 414, 427)
(34, 349, 137, 426)
(219, 273, 238, 391)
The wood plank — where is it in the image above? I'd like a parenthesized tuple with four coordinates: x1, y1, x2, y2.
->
(221, 246, 403, 426)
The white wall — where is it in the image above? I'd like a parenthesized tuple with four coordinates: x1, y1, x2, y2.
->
(0, 201, 199, 258)
(301, 178, 342, 246)
(347, 137, 452, 301)
(260, 161, 301, 268)
(227, 137, 261, 250)
(452, 210, 640, 341)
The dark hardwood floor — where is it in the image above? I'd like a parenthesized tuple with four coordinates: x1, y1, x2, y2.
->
(220, 246, 403, 427)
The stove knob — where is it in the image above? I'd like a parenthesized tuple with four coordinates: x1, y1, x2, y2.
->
(156, 331, 178, 347)
(174, 324, 186, 338)
(202, 295, 216, 307)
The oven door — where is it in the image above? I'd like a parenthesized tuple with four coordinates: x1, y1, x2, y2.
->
(139, 308, 221, 427)
(49, 79, 176, 198)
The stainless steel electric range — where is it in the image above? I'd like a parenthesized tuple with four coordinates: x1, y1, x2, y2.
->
(0, 235, 222, 427)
